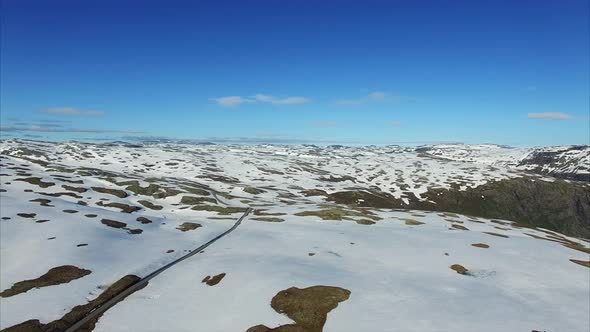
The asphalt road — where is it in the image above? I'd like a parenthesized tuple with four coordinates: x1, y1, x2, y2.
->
(64, 208, 252, 332)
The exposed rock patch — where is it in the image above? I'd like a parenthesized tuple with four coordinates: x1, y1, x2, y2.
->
(101, 219, 127, 229)
(0, 265, 91, 298)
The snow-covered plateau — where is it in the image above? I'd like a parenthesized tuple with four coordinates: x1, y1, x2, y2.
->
(0, 139, 588, 332)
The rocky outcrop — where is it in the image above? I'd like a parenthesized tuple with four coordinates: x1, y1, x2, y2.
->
(327, 177, 590, 238)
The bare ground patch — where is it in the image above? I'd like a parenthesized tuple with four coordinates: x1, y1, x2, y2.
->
(202, 273, 226, 286)
(0, 265, 91, 298)
(450, 264, 469, 275)
(247, 285, 351, 332)
(176, 222, 202, 232)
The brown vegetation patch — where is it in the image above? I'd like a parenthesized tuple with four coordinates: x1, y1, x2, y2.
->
(0, 265, 91, 298)
(202, 273, 226, 286)
(252, 217, 284, 223)
(452, 224, 469, 231)
(91, 186, 128, 198)
(190, 205, 248, 215)
(62, 185, 87, 193)
(243, 186, 266, 195)
(570, 259, 590, 268)
(14, 177, 55, 188)
(450, 264, 469, 275)
(136, 216, 153, 224)
(253, 209, 287, 216)
(29, 198, 53, 207)
(176, 222, 202, 232)
(101, 219, 127, 229)
(38, 191, 83, 199)
(137, 200, 163, 210)
(96, 201, 141, 213)
(62, 209, 79, 214)
(180, 195, 217, 205)
(402, 218, 425, 226)
(295, 208, 380, 221)
(471, 243, 490, 248)
(247, 285, 351, 332)
(198, 174, 239, 183)
(301, 189, 328, 197)
(84, 214, 97, 218)
(356, 219, 376, 225)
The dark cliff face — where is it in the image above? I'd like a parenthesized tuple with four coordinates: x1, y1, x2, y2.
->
(327, 178, 590, 238)
(517, 146, 590, 182)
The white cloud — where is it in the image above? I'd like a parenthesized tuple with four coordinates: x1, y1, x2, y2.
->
(42, 107, 104, 116)
(271, 96, 309, 105)
(307, 121, 337, 127)
(336, 91, 396, 105)
(212, 96, 252, 108)
(527, 112, 572, 120)
(367, 91, 386, 101)
(213, 94, 309, 108)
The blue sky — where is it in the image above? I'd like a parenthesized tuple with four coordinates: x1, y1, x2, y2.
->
(1, 0, 588, 146)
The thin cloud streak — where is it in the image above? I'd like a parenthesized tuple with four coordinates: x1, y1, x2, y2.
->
(307, 121, 337, 127)
(0, 125, 143, 134)
(527, 112, 572, 120)
(42, 107, 105, 116)
(336, 91, 405, 105)
(213, 94, 309, 107)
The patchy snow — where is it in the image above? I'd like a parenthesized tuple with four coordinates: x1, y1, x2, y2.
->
(0, 139, 588, 331)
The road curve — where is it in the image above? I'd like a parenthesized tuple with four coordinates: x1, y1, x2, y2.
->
(64, 208, 252, 332)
